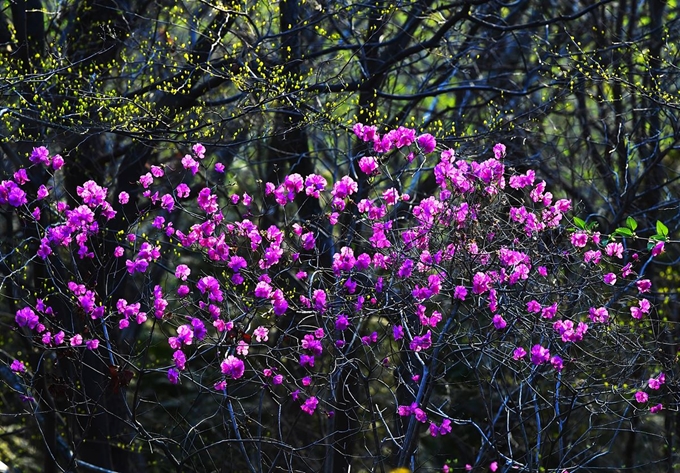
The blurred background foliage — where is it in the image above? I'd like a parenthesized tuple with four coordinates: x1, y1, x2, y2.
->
(1, 0, 680, 471)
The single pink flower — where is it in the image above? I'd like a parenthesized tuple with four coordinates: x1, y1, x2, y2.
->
(634, 391, 649, 403)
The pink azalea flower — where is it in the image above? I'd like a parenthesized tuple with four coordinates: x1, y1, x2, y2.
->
(11, 360, 26, 373)
(301, 396, 318, 415)
(175, 264, 190, 280)
(358, 156, 379, 175)
(221, 355, 245, 379)
(513, 347, 527, 360)
(530, 344, 550, 365)
(253, 326, 269, 342)
(648, 372, 665, 390)
(651, 241, 665, 256)
(634, 391, 649, 403)
(417, 133, 436, 153)
(636, 279, 652, 293)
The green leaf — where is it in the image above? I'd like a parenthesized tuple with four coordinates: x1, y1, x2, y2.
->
(626, 216, 638, 231)
(656, 220, 669, 237)
(614, 227, 633, 237)
(573, 217, 586, 230)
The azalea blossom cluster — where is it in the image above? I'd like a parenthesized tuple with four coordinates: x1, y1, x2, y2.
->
(3, 125, 670, 472)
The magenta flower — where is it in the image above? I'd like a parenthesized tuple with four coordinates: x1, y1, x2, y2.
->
(453, 285, 467, 301)
(301, 396, 318, 415)
(175, 183, 190, 198)
(589, 306, 609, 324)
(301, 334, 323, 355)
(15, 307, 39, 330)
(554, 319, 588, 343)
(300, 232, 315, 250)
(160, 193, 175, 211)
(526, 300, 541, 313)
(254, 281, 274, 298)
(541, 302, 558, 319)
(35, 184, 49, 200)
(271, 289, 288, 316)
(361, 332, 378, 345)
(126, 258, 149, 274)
(197, 187, 218, 214)
(513, 347, 527, 360)
(52, 154, 64, 170)
(29, 146, 51, 165)
(605, 242, 624, 259)
(417, 133, 436, 153)
(411, 405, 428, 423)
(492, 314, 507, 330)
(168, 368, 179, 385)
(331, 176, 358, 200)
(335, 314, 350, 331)
(650, 403, 663, 413)
(182, 155, 200, 174)
(197, 276, 223, 301)
(190, 318, 206, 340)
(332, 246, 356, 274)
(583, 250, 601, 263)
(173, 350, 187, 370)
(0, 181, 28, 207)
(353, 123, 378, 142)
(550, 355, 564, 372)
(312, 289, 327, 312)
(603, 273, 617, 285)
(236, 340, 249, 356)
(471, 271, 492, 295)
(228, 255, 247, 272)
(530, 344, 550, 365)
(221, 355, 245, 379)
(438, 418, 452, 435)
(192, 143, 205, 159)
(409, 330, 432, 352)
(636, 279, 652, 293)
(358, 156, 379, 175)
(77, 181, 108, 207)
(253, 326, 269, 342)
(570, 231, 588, 248)
(13, 168, 29, 185)
(648, 372, 665, 390)
(651, 241, 665, 256)
(634, 391, 649, 403)
(11, 360, 26, 373)
(621, 262, 634, 277)
(299, 354, 315, 367)
(304, 174, 326, 198)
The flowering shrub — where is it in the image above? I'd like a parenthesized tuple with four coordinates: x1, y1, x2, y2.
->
(0, 127, 672, 472)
